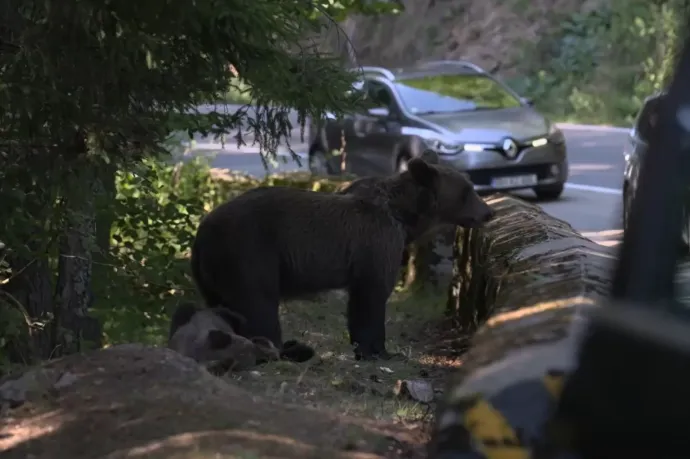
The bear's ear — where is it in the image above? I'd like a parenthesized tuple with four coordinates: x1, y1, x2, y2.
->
(408, 157, 438, 188)
(207, 330, 234, 349)
(169, 302, 201, 338)
(419, 149, 439, 164)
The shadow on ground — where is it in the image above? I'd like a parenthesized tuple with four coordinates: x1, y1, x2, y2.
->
(1, 290, 467, 459)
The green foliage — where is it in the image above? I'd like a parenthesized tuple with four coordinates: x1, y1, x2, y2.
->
(512, 0, 690, 125)
(0, 0, 389, 362)
(315, 0, 404, 21)
(221, 78, 253, 104)
(1, 0, 367, 160)
(92, 157, 351, 345)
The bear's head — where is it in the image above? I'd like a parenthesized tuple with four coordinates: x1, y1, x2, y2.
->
(404, 154, 494, 229)
(167, 302, 279, 375)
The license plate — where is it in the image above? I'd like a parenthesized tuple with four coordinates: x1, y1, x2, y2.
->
(491, 174, 538, 189)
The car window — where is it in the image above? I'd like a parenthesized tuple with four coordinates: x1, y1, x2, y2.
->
(360, 80, 396, 114)
(635, 95, 663, 142)
(393, 73, 522, 115)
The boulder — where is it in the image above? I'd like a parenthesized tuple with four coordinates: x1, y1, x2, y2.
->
(0, 344, 424, 459)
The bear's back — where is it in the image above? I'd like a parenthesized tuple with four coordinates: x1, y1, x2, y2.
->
(196, 186, 407, 296)
(202, 186, 401, 243)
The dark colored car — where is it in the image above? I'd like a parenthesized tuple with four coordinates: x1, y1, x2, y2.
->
(622, 91, 690, 249)
(307, 60, 569, 200)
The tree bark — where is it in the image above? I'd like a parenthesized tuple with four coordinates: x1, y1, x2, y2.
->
(95, 162, 117, 262)
(342, 16, 358, 66)
(54, 141, 103, 357)
(2, 254, 55, 363)
(0, 153, 60, 363)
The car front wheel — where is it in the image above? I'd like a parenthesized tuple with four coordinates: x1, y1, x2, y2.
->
(533, 183, 564, 201)
(625, 183, 690, 255)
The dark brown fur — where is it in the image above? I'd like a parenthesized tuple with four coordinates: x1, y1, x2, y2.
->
(191, 158, 493, 360)
(168, 302, 314, 371)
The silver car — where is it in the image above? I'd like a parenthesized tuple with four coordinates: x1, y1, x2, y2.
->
(307, 60, 569, 200)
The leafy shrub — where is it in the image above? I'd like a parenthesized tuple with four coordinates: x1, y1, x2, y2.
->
(91, 156, 350, 346)
(514, 0, 687, 125)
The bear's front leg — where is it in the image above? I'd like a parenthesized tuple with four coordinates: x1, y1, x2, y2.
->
(347, 282, 401, 361)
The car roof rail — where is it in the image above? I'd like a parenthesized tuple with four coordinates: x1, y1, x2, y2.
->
(417, 60, 486, 74)
(356, 66, 396, 81)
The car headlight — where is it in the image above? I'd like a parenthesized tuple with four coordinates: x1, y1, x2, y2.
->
(547, 124, 565, 144)
(425, 138, 464, 155)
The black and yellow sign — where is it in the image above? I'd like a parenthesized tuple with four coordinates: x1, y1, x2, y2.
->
(429, 369, 576, 459)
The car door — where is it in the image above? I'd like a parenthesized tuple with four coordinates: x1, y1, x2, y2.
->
(348, 79, 404, 176)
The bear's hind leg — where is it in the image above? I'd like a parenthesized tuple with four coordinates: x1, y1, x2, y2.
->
(236, 296, 283, 348)
(347, 280, 398, 361)
(240, 299, 315, 362)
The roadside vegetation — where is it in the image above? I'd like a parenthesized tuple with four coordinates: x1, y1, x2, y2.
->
(339, 0, 690, 127)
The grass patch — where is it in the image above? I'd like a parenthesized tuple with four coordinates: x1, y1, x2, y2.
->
(226, 289, 460, 424)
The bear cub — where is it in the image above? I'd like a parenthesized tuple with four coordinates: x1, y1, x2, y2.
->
(168, 302, 314, 374)
(190, 156, 493, 361)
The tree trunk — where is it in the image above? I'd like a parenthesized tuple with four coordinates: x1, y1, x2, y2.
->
(53, 141, 103, 357)
(1, 153, 60, 363)
(343, 16, 358, 66)
(3, 254, 55, 363)
(95, 162, 117, 262)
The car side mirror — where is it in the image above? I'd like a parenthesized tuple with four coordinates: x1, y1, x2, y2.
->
(368, 107, 390, 117)
(520, 97, 534, 107)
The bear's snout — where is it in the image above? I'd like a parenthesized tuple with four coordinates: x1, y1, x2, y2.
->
(457, 199, 494, 228)
(480, 206, 495, 223)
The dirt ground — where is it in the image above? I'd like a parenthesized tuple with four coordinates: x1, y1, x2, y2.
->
(0, 290, 466, 459)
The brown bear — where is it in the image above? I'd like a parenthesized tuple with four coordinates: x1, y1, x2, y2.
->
(190, 157, 493, 361)
(336, 149, 445, 245)
(168, 302, 314, 374)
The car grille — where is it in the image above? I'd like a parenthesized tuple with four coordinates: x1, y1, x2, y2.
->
(466, 164, 552, 186)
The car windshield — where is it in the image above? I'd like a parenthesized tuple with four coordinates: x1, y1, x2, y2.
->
(394, 73, 522, 115)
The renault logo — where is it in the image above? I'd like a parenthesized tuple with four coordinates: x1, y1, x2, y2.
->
(502, 137, 519, 159)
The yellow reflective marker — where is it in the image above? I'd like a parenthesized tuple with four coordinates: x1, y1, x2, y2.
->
(542, 371, 567, 400)
(464, 397, 530, 459)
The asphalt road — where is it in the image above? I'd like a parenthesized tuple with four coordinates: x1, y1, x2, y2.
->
(538, 124, 629, 246)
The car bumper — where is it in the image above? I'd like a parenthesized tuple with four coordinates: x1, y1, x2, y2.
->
(439, 142, 568, 192)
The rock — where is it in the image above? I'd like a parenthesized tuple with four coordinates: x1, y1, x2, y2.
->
(0, 345, 422, 459)
(429, 194, 615, 457)
(0, 367, 69, 409)
(53, 371, 79, 390)
(394, 379, 435, 403)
